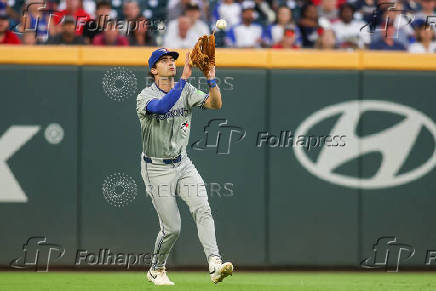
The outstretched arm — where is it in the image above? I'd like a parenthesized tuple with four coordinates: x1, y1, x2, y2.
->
(146, 52, 192, 114)
(146, 80, 187, 114)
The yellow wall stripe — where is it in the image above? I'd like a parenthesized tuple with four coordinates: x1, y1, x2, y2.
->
(269, 49, 360, 69)
(1, 46, 436, 70)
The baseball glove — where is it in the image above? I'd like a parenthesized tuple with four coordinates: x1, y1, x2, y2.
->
(190, 33, 215, 76)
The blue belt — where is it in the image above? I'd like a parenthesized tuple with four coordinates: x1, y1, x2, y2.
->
(143, 154, 182, 164)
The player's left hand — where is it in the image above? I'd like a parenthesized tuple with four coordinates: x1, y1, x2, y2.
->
(181, 51, 192, 80)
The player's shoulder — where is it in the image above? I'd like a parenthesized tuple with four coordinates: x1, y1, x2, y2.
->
(183, 81, 202, 95)
(137, 84, 158, 100)
(184, 81, 195, 90)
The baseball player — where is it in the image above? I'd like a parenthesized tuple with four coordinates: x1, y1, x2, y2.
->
(136, 48, 233, 286)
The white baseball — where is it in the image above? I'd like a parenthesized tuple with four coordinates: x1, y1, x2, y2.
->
(216, 19, 227, 30)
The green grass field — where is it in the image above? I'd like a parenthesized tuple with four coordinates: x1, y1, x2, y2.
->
(1, 271, 435, 291)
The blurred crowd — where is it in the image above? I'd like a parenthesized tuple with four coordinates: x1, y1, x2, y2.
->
(0, 0, 436, 52)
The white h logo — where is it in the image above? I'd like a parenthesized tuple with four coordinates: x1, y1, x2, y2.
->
(294, 100, 436, 189)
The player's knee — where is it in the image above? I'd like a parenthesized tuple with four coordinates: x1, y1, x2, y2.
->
(193, 204, 212, 223)
(165, 224, 181, 238)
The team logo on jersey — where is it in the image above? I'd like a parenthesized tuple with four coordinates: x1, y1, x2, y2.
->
(181, 121, 189, 133)
(294, 100, 436, 189)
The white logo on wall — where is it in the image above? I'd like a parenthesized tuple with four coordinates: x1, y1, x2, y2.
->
(0, 126, 40, 202)
(294, 100, 436, 189)
(102, 67, 137, 102)
(0, 124, 64, 202)
(44, 123, 64, 145)
(102, 172, 138, 207)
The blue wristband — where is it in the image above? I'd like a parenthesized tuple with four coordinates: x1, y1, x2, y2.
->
(207, 79, 217, 88)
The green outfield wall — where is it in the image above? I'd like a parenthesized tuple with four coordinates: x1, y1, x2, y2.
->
(1, 65, 435, 269)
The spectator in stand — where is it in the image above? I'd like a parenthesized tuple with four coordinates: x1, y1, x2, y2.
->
(415, 0, 436, 21)
(264, 5, 301, 47)
(392, 0, 415, 44)
(22, 31, 37, 44)
(351, 0, 377, 24)
(47, 15, 85, 44)
(129, 16, 155, 46)
(82, 0, 96, 16)
(163, 15, 196, 48)
(318, 0, 338, 22)
(226, 1, 264, 48)
(332, 3, 369, 49)
(315, 27, 337, 48)
(92, 19, 129, 46)
(369, 24, 406, 50)
(82, 0, 112, 44)
(1, 0, 20, 27)
(213, 0, 241, 27)
(120, 0, 141, 36)
(122, 0, 140, 21)
(311, 0, 346, 8)
(298, 3, 319, 48)
(165, 7, 204, 47)
(184, 3, 209, 37)
(376, 4, 410, 48)
(53, 0, 91, 36)
(272, 25, 299, 48)
(409, 20, 436, 53)
(168, 0, 207, 22)
(18, 0, 51, 43)
(141, 0, 168, 22)
(213, 0, 241, 48)
(253, 0, 276, 25)
(0, 12, 20, 44)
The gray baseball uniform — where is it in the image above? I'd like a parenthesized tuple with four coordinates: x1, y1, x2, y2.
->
(136, 81, 221, 270)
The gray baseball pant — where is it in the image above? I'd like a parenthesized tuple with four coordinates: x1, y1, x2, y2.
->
(140, 154, 221, 269)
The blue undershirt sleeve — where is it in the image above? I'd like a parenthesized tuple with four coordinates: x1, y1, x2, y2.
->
(146, 79, 187, 114)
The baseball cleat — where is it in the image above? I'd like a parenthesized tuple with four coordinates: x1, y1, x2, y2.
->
(146, 267, 175, 285)
(208, 256, 233, 284)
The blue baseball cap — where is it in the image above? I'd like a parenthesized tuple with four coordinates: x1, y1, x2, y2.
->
(412, 19, 426, 29)
(148, 48, 179, 70)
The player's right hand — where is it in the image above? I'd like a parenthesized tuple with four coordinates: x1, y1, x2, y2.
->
(181, 51, 192, 80)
